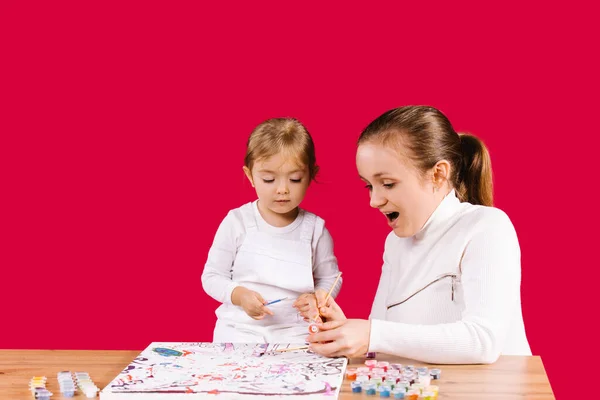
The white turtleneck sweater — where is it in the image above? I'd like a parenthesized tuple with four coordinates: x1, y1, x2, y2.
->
(368, 190, 531, 364)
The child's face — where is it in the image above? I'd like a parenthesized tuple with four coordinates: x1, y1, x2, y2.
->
(356, 143, 439, 238)
(244, 153, 310, 224)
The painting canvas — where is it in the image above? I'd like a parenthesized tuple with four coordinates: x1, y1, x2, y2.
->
(100, 342, 348, 399)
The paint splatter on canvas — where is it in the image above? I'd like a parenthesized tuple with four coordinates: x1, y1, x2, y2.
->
(100, 342, 347, 399)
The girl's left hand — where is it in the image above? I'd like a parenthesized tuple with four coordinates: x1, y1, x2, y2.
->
(293, 290, 326, 323)
(305, 319, 371, 358)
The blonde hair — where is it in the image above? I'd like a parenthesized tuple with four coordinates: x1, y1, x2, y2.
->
(244, 118, 319, 181)
(358, 106, 494, 206)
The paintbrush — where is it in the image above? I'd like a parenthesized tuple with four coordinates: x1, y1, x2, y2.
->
(322, 272, 342, 306)
(312, 272, 342, 323)
(265, 297, 288, 306)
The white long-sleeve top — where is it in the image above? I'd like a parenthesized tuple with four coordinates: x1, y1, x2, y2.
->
(202, 201, 342, 305)
(368, 190, 531, 364)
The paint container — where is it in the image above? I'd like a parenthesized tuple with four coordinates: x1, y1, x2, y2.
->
(378, 384, 392, 397)
(74, 372, 99, 398)
(29, 376, 51, 399)
(429, 368, 441, 380)
(377, 361, 390, 372)
(371, 375, 383, 386)
(387, 369, 400, 378)
(57, 371, 76, 397)
(372, 367, 385, 375)
(358, 366, 371, 374)
(346, 368, 357, 381)
(405, 389, 419, 400)
(365, 383, 377, 396)
(411, 383, 425, 393)
(366, 352, 377, 359)
(416, 367, 428, 375)
(422, 391, 436, 400)
(400, 372, 413, 384)
(32, 388, 53, 399)
(365, 359, 378, 368)
(308, 324, 319, 333)
(425, 385, 439, 395)
(357, 374, 370, 383)
(392, 388, 406, 399)
(390, 363, 403, 370)
(351, 381, 362, 393)
(417, 373, 431, 386)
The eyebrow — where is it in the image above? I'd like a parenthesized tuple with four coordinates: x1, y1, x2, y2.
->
(359, 172, 391, 180)
(258, 169, 305, 174)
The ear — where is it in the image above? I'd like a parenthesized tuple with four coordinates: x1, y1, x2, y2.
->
(242, 166, 255, 187)
(432, 160, 451, 189)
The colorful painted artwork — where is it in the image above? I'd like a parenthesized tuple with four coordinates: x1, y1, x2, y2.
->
(100, 342, 347, 399)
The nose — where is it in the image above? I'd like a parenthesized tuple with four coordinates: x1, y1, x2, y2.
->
(369, 187, 386, 209)
(276, 180, 289, 195)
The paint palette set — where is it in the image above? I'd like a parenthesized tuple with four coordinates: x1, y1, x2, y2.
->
(28, 371, 99, 398)
(29, 376, 52, 399)
(345, 360, 441, 399)
(73, 372, 100, 397)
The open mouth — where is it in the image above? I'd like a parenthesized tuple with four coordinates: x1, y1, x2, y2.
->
(385, 212, 399, 222)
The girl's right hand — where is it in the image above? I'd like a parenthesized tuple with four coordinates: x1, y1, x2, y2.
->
(318, 295, 347, 322)
(232, 287, 274, 320)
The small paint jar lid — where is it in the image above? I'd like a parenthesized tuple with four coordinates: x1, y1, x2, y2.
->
(429, 368, 441, 379)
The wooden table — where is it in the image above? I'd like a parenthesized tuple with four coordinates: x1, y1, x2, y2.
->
(0, 350, 554, 399)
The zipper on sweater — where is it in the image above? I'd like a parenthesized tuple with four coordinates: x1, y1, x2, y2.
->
(386, 273, 458, 310)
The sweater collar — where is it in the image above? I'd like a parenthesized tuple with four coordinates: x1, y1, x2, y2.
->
(413, 189, 461, 242)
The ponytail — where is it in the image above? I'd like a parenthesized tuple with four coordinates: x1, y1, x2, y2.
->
(456, 134, 493, 206)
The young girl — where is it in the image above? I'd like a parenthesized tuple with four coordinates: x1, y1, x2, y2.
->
(201, 117, 342, 343)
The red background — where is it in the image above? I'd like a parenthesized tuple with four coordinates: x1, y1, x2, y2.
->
(1, 2, 598, 398)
